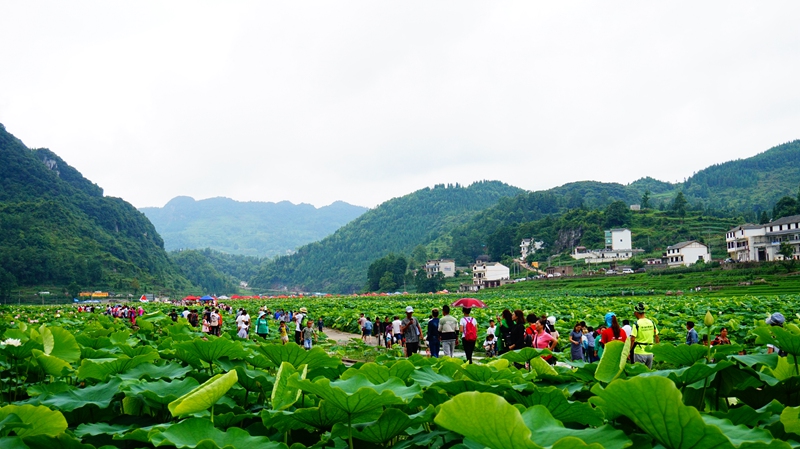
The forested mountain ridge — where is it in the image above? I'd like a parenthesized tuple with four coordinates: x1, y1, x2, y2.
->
(0, 124, 192, 298)
(140, 196, 367, 258)
(250, 181, 524, 293)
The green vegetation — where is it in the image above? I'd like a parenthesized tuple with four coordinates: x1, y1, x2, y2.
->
(0, 124, 193, 300)
(141, 197, 367, 258)
(251, 181, 524, 293)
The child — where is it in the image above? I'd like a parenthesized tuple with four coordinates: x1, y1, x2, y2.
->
(385, 326, 393, 347)
(279, 321, 289, 345)
(483, 334, 497, 357)
(302, 320, 316, 350)
(317, 316, 324, 332)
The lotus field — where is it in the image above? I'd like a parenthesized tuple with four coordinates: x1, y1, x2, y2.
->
(2, 291, 800, 448)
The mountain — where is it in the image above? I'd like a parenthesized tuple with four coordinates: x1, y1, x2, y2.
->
(0, 124, 192, 298)
(140, 197, 368, 258)
(250, 181, 525, 293)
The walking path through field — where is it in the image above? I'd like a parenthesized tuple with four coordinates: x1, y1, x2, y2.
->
(320, 327, 472, 359)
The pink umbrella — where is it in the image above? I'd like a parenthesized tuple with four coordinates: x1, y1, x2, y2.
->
(451, 298, 487, 308)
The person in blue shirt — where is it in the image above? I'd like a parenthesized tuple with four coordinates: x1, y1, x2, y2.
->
(686, 321, 699, 345)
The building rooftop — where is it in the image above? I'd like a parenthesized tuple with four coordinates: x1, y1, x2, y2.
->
(727, 224, 763, 232)
(768, 214, 800, 226)
(667, 240, 706, 250)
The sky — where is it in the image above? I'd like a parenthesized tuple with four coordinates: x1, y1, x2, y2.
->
(1, 2, 799, 209)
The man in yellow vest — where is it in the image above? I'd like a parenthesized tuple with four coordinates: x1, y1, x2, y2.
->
(629, 302, 659, 369)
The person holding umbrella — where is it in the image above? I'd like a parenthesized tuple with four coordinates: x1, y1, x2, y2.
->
(460, 307, 478, 364)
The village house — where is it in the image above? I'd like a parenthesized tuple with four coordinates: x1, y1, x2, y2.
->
(520, 238, 544, 260)
(546, 266, 574, 277)
(424, 259, 456, 278)
(572, 228, 644, 263)
(460, 261, 511, 292)
(726, 214, 800, 261)
(665, 241, 711, 267)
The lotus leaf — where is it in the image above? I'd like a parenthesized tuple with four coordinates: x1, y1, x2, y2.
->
(174, 337, 249, 369)
(650, 343, 709, 366)
(520, 405, 631, 449)
(754, 326, 800, 358)
(271, 362, 307, 411)
(508, 386, 604, 426)
(168, 369, 238, 417)
(257, 343, 341, 371)
(289, 373, 420, 418)
(263, 399, 351, 433)
(148, 418, 286, 449)
(41, 327, 80, 364)
(31, 349, 73, 378)
(77, 353, 159, 381)
(233, 366, 272, 393)
(0, 436, 27, 449)
(115, 362, 192, 381)
(331, 406, 434, 445)
(0, 405, 67, 438)
(38, 378, 122, 412)
(501, 347, 552, 364)
(125, 377, 201, 407)
(594, 339, 631, 383)
(702, 415, 782, 446)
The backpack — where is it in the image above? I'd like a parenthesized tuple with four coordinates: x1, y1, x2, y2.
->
(463, 317, 478, 341)
(523, 326, 535, 347)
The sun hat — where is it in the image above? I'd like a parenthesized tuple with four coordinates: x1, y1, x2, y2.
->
(406, 306, 414, 313)
(766, 312, 785, 326)
(299, 307, 308, 313)
(547, 316, 556, 325)
(604, 312, 616, 327)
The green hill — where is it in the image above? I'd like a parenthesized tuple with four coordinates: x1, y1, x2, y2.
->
(250, 181, 524, 293)
(141, 197, 367, 258)
(0, 124, 192, 299)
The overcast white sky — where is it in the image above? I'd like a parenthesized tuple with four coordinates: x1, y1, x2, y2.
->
(1, 2, 799, 209)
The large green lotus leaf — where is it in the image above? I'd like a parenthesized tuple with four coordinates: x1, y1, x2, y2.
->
(521, 405, 631, 449)
(638, 361, 736, 387)
(148, 418, 286, 449)
(77, 353, 159, 381)
(710, 400, 784, 427)
(31, 349, 73, 378)
(174, 337, 249, 367)
(139, 311, 169, 323)
(0, 436, 27, 449)
(75, 334, 112, 350)
(233, 366, 272, 393)
(753, 326, 800, 357)
(41, 327, 80, 364)
(39, 378, 122, 412)
(168, 369, 238, 417)
(331, 406, 434, 445)
(388, 359, 416, 380)
(257, 343, 341, 371)
(594, 339, 630, 383)
(262, 399, 351, 432)
(650, 343, 709, 366)
(126, 377, 200, 407)
(730, 354, 780, 370)
(110, 330, 137, 347)
(781, 406, 800, 435)
(501, 347, 552, 364)
(0, 413, 29, 435)
(461, 363, 523, 383)
(701, 416, 787, 447)
(26, 382, 72, 398)
(764, 356, 800, 382)
(340, 362, 393, 384)
(271, 362, 307, 411)
(289, 373, 420, 417)
(0, 405, 67, 438)
(17, 433, 97, 449)
(115, 362, 192, 381)
(507, 387, 604, 427)
(591, 376, 733, 449)
(409, 365, 454, 387)
(435, 391, 539, 449)
(74, 422, 135, 437)
(118, 344, 158, 358)
(529, 356, 559, 377)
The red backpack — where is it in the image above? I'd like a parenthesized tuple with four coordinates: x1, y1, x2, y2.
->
(464, 317, 478, 341)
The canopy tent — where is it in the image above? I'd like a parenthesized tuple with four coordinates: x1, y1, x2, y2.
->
(199, 295, 216, 301)
(183, 296, 201, 301)
(217, 295, 230, 300)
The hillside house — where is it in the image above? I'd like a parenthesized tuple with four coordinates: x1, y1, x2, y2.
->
(424, 259, 456, 278)
(726, 215, 800, 261)
(520, 239, 544, 260)
(665, 241, 711, 267)
(546, 266, 574, 276)
(572, 228, 643, 263)
(465, 261, 510, 290)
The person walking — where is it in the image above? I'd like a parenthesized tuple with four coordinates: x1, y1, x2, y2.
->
(294, 307, 307, 345)
(391, 316, 403, 346)
(569, 323, 584, 362)
(498, 309, 514, 354)
(630, 302, 659, 369)
(427, 309, 441, 358)
(438, 305, 458, 357)
(302, 320, 317, 350)
(255, 312, 270, 339)
(401, 306, 422, 357)
(460, 307, 478, 363)
(686, 321, 699, 345)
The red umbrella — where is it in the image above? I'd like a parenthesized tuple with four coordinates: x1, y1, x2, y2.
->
(451, 298, 486, 308)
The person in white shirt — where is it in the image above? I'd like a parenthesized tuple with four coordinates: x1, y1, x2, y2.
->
(295, 307, 307, 345)
(236, 310, 250, 339)
(391, 316, 403, 344)
(182, 308, 190, 319)
(486, 319, 496, 338)
(621, 319, 632, 340)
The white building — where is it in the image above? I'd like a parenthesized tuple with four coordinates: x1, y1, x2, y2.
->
(726, 215, 800, 261)
(472, 261, 510, 288)
(665, 241, 711, 267)
(424, 259, 456, 278)
(606, 228, 632, 250)
(572, 228, 642, 264)
(520, 239, 544, 260)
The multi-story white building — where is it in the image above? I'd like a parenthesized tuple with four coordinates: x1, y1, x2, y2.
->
(472, 261, 510, 288)
(726, 215, 800, 261)
(606, 228, 632, 250)
(424, 259, 456, 278)
(520, 239, 544, 260)
(572, 228, 642, 263)
(665, 241, 711, 267)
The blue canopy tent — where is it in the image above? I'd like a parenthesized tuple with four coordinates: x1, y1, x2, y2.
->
(199, 295, 215, 301)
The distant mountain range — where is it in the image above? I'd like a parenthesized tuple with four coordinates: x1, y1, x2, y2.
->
(140, 197, 367, 258)
(0, 124, 192, 297)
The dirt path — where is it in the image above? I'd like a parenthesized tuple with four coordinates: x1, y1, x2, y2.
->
(320, 327, 382, 346)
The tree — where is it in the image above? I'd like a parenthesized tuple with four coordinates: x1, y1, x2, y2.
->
(0, 267, 17, 303)
(641, 190, 651, 209)
(671, 191, 688, 217)
(604, 201, 630, 228)
(378, 271, 397, 292)
(67, 281, 81, 300)
(130, 278, 140, 296)
(414, 270, 444, 293)
(773, 196, 798, 220)
(759, 211, 770, 225)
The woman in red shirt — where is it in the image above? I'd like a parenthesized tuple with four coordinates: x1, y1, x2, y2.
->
(601, 315, 627, 344)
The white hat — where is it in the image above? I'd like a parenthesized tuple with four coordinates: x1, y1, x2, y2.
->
(547, 316, 556, 325)
(406, 306, 414, 313)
